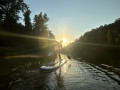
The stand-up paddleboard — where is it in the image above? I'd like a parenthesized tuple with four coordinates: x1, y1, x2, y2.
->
(40, 59, 67, 71)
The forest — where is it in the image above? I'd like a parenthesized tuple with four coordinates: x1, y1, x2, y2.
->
(0, 0, 55, 56)
(65, 18, 120, 67)
(76, 18, 120, 44)
(0, 0, 55, 37)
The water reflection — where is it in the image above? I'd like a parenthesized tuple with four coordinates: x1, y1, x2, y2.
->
(63, 64, 67, 73)
(55, 68, 64, 88)
(0, 54, 120, 90)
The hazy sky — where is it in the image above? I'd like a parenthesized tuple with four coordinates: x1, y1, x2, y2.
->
(21, 0, 120, 42)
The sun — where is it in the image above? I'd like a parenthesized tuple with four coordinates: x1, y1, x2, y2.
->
(63, 39, 67, 44)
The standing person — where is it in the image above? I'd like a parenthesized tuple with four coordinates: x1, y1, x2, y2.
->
(55, 40, 63, 61)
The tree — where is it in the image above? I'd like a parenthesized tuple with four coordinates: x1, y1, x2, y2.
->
(0, 0, 28, 29)
(107, 30, 120, 44)
(33, 12, 49, 36)
(77, 18, 120, 44)
(23, 9, 32, 30)
(107, 30, 114, 43)
(48, 31, 55, 39)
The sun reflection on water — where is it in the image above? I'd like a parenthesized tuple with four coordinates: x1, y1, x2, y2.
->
(63, 64, 67, 73)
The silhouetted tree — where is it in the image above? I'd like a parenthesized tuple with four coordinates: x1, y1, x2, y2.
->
(23, 9, 32, 30)
(33, 12, 49, 36)
(48, 31, 55, 39)
(78, 18, 120, 45)
(0, 0, 28, 29)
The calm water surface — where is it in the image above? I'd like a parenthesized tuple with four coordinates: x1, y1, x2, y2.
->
(0, 54, 120, 90)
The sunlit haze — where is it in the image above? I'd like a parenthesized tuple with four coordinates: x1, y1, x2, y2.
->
(63, 39, 66, 44)
(20, 0, 120, 44)
(63, 39, 67, 46)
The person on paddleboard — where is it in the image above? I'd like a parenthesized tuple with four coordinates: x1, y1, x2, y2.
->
(55, 40, 63, 60)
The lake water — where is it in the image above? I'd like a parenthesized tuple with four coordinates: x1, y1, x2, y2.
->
(0, 54, 120, 90)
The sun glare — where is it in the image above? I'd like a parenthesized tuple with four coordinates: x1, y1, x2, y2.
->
(63, 39, 67, 43)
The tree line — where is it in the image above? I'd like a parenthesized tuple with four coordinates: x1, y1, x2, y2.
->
(65, 18, 120, 65)
(0, 0, 55, 39)
(76, 18, 120, 45)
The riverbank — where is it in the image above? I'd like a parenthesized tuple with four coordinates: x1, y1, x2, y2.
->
(66, 42, 120, 68)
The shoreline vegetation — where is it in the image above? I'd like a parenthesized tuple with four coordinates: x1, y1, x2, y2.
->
(65, 19, 120, 68)
(0, 0, 55, 57)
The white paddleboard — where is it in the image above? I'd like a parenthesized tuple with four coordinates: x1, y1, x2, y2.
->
(40, 59, 67, 71)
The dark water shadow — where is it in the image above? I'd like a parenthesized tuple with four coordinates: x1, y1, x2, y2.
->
(0, 54, 56, 89)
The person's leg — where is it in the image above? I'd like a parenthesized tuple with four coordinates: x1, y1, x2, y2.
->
(58, 51, 62, 63)
(58, 52, 60, 59)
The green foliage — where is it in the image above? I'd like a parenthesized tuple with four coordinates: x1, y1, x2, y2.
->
(107, 30, 120, 44)
(77, 18, 120, 44)
(107, 30, 113, 43)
